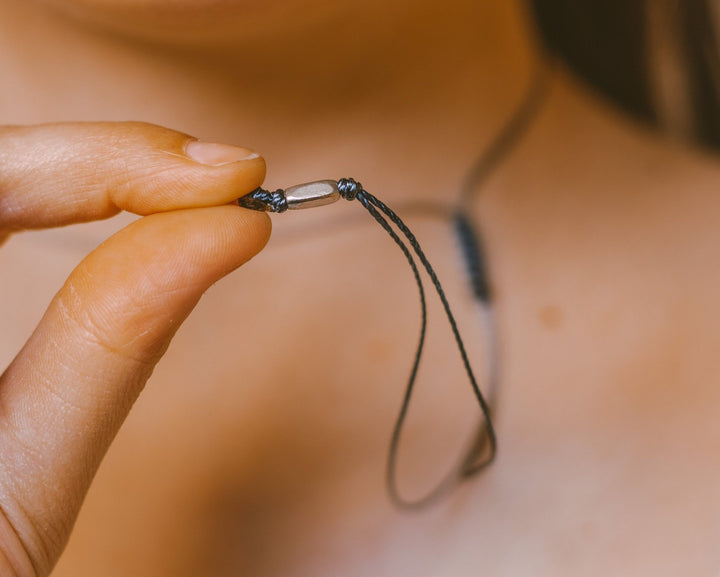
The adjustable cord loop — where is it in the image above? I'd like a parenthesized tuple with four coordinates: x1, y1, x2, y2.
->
(238, 179, 496, 508)
(234, 59, 552, 509)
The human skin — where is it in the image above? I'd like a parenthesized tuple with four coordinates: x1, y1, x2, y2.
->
(2, 0, 720, 575)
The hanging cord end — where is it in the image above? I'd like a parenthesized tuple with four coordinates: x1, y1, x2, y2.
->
(238, 175, 497, 510)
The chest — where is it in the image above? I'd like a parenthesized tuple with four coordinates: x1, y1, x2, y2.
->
(4, 208, 720, 576)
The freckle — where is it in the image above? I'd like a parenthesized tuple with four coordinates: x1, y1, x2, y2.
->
(539, 305, 564, 330)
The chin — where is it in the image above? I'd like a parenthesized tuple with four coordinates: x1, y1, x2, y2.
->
(36, 0, 295, 46)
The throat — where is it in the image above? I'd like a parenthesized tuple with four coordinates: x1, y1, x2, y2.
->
(0, 0, 541, 210)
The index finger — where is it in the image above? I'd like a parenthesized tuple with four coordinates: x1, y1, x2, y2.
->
(0, 121, 266, 232)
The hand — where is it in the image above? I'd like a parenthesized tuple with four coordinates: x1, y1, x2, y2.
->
(0, 122, 270, 576)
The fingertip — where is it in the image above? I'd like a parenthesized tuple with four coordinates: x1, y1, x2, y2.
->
(0, 122, 269, 230)
(104, 126, 267, 214)
(113, 153, 268, 215)
(210, 204, 272, 271)
(238, 205, 273, 256)
(184, 141, 260, 166)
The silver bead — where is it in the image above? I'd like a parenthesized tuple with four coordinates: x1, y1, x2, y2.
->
(284, 180, 340, 210)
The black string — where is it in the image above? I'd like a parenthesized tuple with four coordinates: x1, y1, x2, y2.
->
(237, 59, 553, 508)
(453, 212, 492, 304)
(451, 59, 552, 307)
(448, 60, 553, 474)
(239, 178, 497, 508)
(458, 62, 552, 206)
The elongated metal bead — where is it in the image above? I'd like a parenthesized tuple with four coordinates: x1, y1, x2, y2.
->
(284, 180, 340, 210)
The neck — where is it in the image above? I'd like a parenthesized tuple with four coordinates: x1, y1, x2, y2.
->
(0, 0, 540, 202)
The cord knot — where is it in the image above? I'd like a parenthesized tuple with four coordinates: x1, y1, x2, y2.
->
(238, 188, 288, 213)
(337, 178, 362, 201)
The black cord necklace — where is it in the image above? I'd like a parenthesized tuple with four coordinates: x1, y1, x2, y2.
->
(237, 62, 552, 509)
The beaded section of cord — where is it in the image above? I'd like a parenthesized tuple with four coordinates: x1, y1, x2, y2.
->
(238, 178, 365, 212)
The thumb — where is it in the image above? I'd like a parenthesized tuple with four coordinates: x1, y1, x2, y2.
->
(0, 206, 270, 575)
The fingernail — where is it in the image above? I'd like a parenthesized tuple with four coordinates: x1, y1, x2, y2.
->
(185, 141, 260, 166)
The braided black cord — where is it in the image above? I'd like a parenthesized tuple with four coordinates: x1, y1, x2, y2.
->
(237, 177, 497, 508)
(448, 61, 552, 474)
(458, 62, 552, 205)
(340, 179, 497, 508)
(234, 59, 553, 508)
(453, 212, 492, 304)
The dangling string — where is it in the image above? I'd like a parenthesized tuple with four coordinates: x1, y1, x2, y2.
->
(237, 58, 553, 508)
(346, 180, 498, 508)
(239, 177, 497, 508)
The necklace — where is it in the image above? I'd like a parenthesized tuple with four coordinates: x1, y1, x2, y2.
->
(237, 61, 553, 509)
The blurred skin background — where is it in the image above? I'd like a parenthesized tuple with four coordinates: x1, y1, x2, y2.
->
(1, 0, 720, 575)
